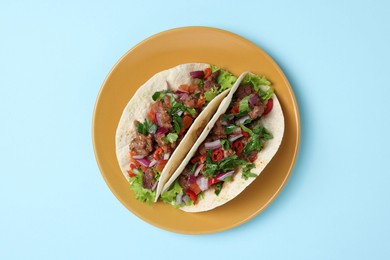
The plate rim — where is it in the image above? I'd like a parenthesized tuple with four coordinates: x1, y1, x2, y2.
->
(92, 26, 301, 234)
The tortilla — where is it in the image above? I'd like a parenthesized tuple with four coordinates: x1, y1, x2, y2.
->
(115, 63, 231, 202)
(162, 72, 285, 212)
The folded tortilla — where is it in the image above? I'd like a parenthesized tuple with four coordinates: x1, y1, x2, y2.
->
(162, 72, 285, 212)
(115, 63, 232, 202)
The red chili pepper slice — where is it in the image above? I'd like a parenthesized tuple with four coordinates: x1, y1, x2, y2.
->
(153, 147, 163, 160)
(204, 68, 212, 79)
(263, 98, 273, 115)
(232, 140, 244, 155)
(212, 149, 224, 162)
(185, 189, 197, 204)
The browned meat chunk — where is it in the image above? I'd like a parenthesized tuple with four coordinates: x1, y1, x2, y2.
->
(248, 105, 265, 119)
(183, 95, 196, 108)
(211, 117, 226, 139)
(142, 169, 155, 189)
(155, 134, 175, 154)
(235, 85, 252, 99)
(203, 71, 220, 91)
(198, 144, 206, 155)
(154, 101, 172, 130)
(129, 134, 153, 156)
(179, 173, 191, 190)
(223, 148, 234, 157)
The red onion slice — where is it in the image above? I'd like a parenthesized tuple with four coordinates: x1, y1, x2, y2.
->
(176, 194, 183, 204)
(132, 154, 145, 159)
(190, 70, 205, 79)
(228, 134, 243, 142)
(194, 163, 204, 177)
(235, 115, 250, 125)
(249, 94, 260, 106)
(232, 126, 242, 135)
(204, 140, 222, 150)
(136, 158, 150, 167)
(216, 170, 234, 181)
(151, 181, 158, 191)
(149, 159, 157, 167)
(182, 195, 190, 203)
(196, 176, 209, 191)
(155, 127, 168, 136)
(163, 153, 170, 160)
(179, 93, 189, 101)
(188, 175, 196, 185)
(176, 89, 188, 94)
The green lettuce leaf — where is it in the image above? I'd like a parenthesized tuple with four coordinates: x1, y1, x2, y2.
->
(204, 89, 218, 102)
(129, 169, 155, 205)
(161, 181, 183, 204)
(162, 133, 178, 143)
(239, 96, 251, 113)
(217, 69, 237, 91)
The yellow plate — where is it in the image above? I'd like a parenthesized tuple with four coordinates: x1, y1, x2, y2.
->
(92, 27, 300, 234)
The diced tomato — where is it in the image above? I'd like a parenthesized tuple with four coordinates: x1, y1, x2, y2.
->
(185, 189, 197, 204)
(231, 105, 239, 114)
(179, 84, 190, 92)
(241, 130, 250, 138)
(166, 99, 171, 109)
(189, 84, 199, 93)
(208, 177, 222, 186)
(182, 115, 193, 129)
(263, 98, 273, 115)
(130, 158, 141, 168)
(129, 151, 137, 157)
(127, 170, 136, 178)
(155, 160, 167, 172)
(232, 140, 244, 155)
(204, 68, 212, 79)
(129, 163, 136, 170)
(189, 183, 202, 195)
(191, 154, 206, 164)
(153, 147, 163, 160)
(197, 96, 205, 107)
(148, 111, 156, 123)
(212, 149, 224, 162)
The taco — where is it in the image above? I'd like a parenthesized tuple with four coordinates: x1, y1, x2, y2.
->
(161, 72, 284, 212)
(115, 63, 238, 204)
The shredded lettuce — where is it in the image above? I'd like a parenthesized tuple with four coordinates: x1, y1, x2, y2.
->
(210, 65, 237, 92)
(259, 88, 274, 102)
(239, 96, 251, 113)
(161, 181, 183, 204)
(217, 69, 237, 91)
(241, 74, 271, 87)
(204, 89, 218, 102)
(129, 169, 155, 205)
(241, 74, 274, 101)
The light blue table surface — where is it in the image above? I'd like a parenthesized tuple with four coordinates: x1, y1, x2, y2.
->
(1, 1, 389, 259)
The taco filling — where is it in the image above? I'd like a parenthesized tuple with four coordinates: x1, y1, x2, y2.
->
(127, 66, 237, 204)
(161, 74, 275, 207)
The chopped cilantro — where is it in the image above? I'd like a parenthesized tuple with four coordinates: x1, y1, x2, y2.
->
(136, 119, 157, 135)
(242, 163, 257, 180)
